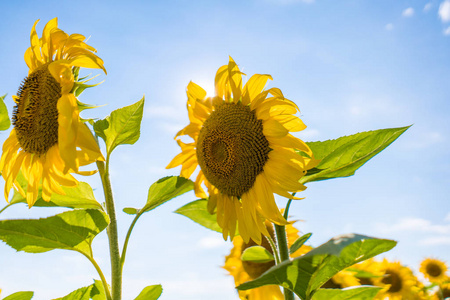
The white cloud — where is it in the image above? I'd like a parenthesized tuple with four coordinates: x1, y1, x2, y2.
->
(444, 26, 450, 35)
(420, 236, 450, 245)
(445, 212, 450, 222)
(439, 0, 450, 22)
(402, 7, 415, 17)
(385, 23, 394, 31)
(424, 3, 433, 12)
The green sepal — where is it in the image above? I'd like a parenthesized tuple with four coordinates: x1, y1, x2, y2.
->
(134, 284, 163, 300)
(241, 246, 274, 263)
(237, 234, 396, 300)
(2, 291, 34, 300)
(94, 97, 145, 155)
(311, 286, 382, 300)
(0, 209, 109, 256)
(290, 233, 312, 255)
(0, 94, 11, 131)
(301, 126, 410, 183)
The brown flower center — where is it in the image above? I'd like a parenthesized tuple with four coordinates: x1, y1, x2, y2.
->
(426, 262, 442, 278)
(196, 102, 270, 197)
(241, 224, 275, 279)
(382, 270, 403, 293)
(13, 64, 61, 155)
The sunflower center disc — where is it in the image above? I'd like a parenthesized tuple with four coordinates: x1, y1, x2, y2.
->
(13, 65, 61, 155)
(196, 102, 270, 198)
(382, 270, 403, 293)
(426, 263, 442, 277)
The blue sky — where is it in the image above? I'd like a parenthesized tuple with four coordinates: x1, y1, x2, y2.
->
(0, 0, 450, 299)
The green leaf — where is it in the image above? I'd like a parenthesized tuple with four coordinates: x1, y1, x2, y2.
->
(2, 291, 34, 300)
(241, 246, 274, 263)
(134, 284, 163, 300)
(53, 285, 93, 300)
(312, 286, 381, 300)
(140, 176, 194, 214)
(237, 234, 396, 300)
(94, 97, 145, 154)
(0, 94, 11, 131)
(90, 280, 107, 300)
(123, 207, 139, 215)
(301, 126, 410, 184)
(175, 199, 222, 233)
(9, 173, 102, 210)
(290, 233, 312, 255)
(0, 209, 109, 255)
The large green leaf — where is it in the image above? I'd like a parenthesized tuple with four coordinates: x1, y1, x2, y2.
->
(174, 199, 222, 233)
(237, 234, 396, 300)
(123, 176, 194, 215)
(53, 286, 92, 300)
(0, 209, 109, 255)
(0, 94, 10, 131)
(8, 172, 102, 210)
(134, 285, 163, 300)
(312, 286, 381, 300)
(94, 97, 145, 155)
(301, 126, 410, 183)
(2, 291, 34, 300)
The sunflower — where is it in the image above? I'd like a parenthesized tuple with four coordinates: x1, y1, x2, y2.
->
(420, 258, 448, 284)
(321, 270, 360, 289)
(0, 18, 105, 207)
(167, 57, 318, 244)
(223, 221, 312, 299)
(373, 260, 418, 300)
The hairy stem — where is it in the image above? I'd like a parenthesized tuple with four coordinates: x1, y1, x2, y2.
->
(97, 158, 121, 300)
(275, 223, 294, 300)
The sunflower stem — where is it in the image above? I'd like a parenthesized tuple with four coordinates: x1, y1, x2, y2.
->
(120, 212, 142, 272)
(275, 223, 294, 300)
(265, 234, 281, 265)
(97, 158, 122, 300)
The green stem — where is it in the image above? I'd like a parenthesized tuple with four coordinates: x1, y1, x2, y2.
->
(0, 203, 11, 214)
(265, 234, 281, 265)
(275, 224, 294, 300)
(80, 251, 112, 300)
(97, 157, 121, 300)
(120, 212, 142, 272)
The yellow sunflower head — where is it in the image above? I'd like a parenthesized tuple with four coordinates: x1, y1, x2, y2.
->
(0, 18, 105, 207)
(167, 57, 319, 244)
(223, 221, 311, 300)
(374, 260, 419, 300)
(420, 258, 448, 284)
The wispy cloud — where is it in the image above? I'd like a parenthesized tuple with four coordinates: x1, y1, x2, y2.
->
(402, 7, 415, 17)
(385, 23, 394, 31)
(444, 26, 450, 35)
(375, 216, 450, 246)
(424, 3, 433, 12)
(439, 0, 450, 22)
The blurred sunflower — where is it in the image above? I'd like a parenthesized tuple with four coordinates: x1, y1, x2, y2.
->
(374, 260, 418, 300)
(167, 57, 318, 243)
(0, 18, 105, 207)
(420, 258, 448, 284)
(321, 270, 360, 289)
(224, 221, 311, 299)
(351, 258, 384, 286)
